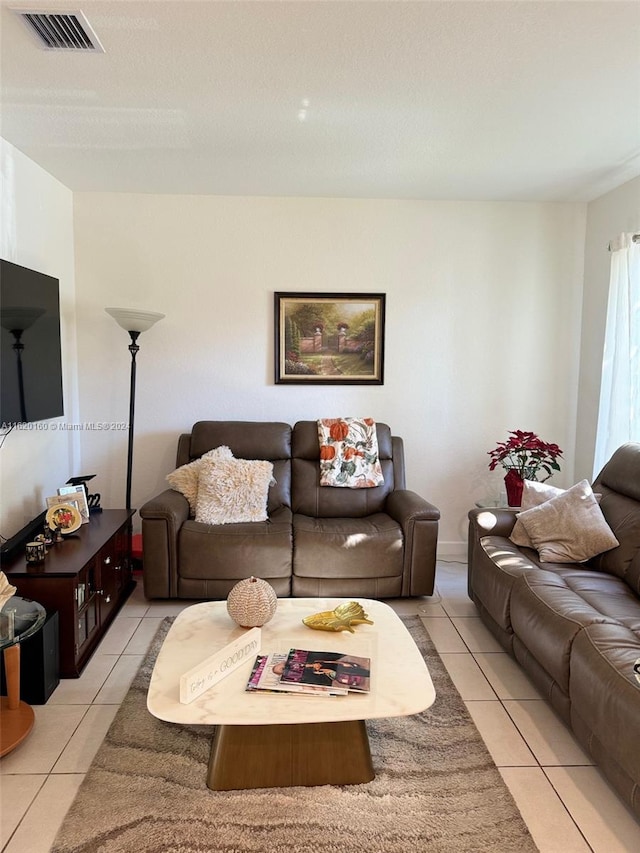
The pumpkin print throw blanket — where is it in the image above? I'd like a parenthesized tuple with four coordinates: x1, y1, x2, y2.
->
(317, 418, 385, 488)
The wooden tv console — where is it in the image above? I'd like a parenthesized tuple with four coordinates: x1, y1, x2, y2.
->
(3, 509, 135, 677)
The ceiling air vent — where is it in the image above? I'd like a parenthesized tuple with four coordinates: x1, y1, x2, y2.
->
(14, 9, 104, 51)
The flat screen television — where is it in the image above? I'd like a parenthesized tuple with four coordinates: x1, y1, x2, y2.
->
(1, 258, 64, 425)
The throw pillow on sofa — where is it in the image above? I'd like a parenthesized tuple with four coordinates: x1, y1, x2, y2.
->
(166, 445, 234, 514)
(515, 479, 619, 562)
(510, 480, 603, 549)
(510, 480, 565, 549)
(195, 457, 274, 525)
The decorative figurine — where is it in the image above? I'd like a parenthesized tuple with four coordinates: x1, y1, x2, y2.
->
(303, 601, 374, 633)
(227, 576, 278, 628)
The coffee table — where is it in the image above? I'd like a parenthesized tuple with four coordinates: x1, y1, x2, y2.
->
(147, 597, 435, 790)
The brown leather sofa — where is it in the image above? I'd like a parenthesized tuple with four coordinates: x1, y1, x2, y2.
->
(140, 420, 440, 600)
(467, 442, 640, 817)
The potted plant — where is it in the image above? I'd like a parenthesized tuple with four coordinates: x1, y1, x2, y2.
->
(488, 430, 563, 506)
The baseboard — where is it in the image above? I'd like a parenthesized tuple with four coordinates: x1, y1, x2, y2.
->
(436, 542, 467, 562)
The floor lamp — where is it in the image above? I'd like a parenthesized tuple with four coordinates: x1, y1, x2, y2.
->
(105, 308, 165, 511)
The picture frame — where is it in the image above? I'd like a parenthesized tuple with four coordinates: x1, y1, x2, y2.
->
(274, 292, 386, 385)
(58, 485, 90, 524)
(46, 493, 83, 521)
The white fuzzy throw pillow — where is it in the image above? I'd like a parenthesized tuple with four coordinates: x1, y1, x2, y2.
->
(195, 457, 274, 525)
(166, 445, 233, 514)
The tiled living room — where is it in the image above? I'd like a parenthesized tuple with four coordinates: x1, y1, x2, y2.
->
(1, 2, 639, 851)
(2, 563, 640, 853)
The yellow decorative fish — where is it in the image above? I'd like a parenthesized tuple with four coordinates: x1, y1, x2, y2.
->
(302, 601, 374, 633)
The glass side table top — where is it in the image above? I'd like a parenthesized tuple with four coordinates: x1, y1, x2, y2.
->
(0, 595, 46, 650)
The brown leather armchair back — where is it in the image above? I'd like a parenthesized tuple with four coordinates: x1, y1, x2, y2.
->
(178, 420, 292, 514)
(291, 421, 402, 518)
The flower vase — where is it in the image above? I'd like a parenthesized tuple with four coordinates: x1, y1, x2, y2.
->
(504, 468, 525, 506)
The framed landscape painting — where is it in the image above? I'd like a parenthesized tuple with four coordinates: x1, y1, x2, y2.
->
(274, 292, 386, 385)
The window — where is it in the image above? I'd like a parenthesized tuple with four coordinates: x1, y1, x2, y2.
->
(593, 233, 640, 476)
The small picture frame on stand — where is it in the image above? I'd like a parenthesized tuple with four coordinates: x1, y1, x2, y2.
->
(46, 494, 84, 529)
(57, 485, 90, 523)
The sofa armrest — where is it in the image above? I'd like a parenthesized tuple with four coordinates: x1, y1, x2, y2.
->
(467, 506, 519, 599)
(140, 488, 190, 598)
(386, 490, 440, 524)
(386, 490, 440, 596)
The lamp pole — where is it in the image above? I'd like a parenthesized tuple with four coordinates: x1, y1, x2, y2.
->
(125, 331, 141, 511)
(105, 308, 165, 512)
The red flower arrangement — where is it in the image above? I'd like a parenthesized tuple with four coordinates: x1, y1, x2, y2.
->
(488, 430, 563, 507)
(488, 430, 563, 481)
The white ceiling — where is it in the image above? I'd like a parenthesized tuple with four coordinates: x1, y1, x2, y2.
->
(1, 0, 639, 202)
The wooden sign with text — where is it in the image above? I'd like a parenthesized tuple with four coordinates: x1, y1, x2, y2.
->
(179, 627, 261, 704)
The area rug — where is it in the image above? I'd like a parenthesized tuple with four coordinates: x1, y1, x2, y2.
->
(51, 616, 537, 853)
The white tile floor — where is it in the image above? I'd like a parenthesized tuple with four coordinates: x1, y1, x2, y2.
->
(2, 561, 640, 853)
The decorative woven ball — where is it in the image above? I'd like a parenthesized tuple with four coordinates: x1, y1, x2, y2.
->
(226, 576, 278, 628)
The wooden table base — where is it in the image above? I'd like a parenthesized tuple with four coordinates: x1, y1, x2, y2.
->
(0, 642, 37, 757)
(207, 720, 374, 791)
(0, 697, 35, 757)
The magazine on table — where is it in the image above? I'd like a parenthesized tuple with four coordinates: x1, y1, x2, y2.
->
(246, 652, 348, 696)
(280, 649, 371, 693)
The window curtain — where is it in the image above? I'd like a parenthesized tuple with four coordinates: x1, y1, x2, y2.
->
(593, 233, 640, 477)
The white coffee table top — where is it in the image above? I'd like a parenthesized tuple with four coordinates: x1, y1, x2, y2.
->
(147, 598, 435, 726)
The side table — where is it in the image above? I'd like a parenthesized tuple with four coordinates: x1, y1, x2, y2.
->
(0, 595, 46, 756)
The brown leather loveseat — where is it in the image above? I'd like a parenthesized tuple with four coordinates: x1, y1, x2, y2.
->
(467, 442, 640, 817)
(140, 420, 440, 600)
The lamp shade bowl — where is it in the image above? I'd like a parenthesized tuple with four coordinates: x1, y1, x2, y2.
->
(105, 307, 165, 333)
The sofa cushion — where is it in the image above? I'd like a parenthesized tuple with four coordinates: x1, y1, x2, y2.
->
(554, 570, 640, 633)
(516, 480, 619, 562)
(166, 445, 233, 513)
(190, 420, 291, 462)
(178, 507, 292, 583)
(195, 457, 274, 525)
(475, 535, 549, 635)
(510, 570, 618, 694)
(292, 513, 403, 579)
(292, 422, 395, 517)
(588, 490, 640, 595)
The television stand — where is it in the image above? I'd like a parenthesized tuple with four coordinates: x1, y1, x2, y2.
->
(2, 510, 135, 677)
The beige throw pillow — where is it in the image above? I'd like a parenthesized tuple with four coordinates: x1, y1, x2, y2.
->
(510, 480, 565, 548)
(516, 479, 619, 563)
(166, 445, 234, 513)
(195, 457, 274, 525)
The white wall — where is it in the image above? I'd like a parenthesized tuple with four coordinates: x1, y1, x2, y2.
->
(73, 193, 586, 554)
(0, 139, 79, 540)
(575, 175, 640, 482)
